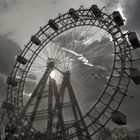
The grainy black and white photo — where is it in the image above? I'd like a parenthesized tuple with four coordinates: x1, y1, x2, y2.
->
(0, 0, 140, 140)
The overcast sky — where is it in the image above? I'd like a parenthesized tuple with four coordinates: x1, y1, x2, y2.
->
(0, 0, 140, 129)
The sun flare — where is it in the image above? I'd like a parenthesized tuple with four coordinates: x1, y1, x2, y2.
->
(50, 70, 56, 79)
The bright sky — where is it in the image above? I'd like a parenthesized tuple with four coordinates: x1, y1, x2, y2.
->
(0, 0, 124, 47)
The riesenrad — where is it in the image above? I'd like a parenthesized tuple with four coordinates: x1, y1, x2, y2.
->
(3, 4, 140, 140)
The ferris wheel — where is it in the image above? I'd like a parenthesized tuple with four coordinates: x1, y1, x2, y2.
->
(3, 4, 140, 140)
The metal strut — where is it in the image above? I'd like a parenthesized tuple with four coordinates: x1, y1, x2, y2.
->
(46, 78, 54, 140)
(52, 78, 68, 140)
(24, 69, 49, 135)
(10, 61, 54, 139)
(47, 78, 68, 140)
(59, 71, 91, 140)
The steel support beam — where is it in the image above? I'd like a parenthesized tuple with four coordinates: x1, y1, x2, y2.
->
(58, 71, 91, 140)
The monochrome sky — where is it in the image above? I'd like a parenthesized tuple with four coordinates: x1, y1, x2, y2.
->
(0, 0, 140, 129)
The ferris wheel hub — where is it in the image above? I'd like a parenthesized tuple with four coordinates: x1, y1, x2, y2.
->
(47, 58, 55, 69)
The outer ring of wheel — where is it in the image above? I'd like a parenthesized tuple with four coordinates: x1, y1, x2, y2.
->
(6, 5, 133, 138)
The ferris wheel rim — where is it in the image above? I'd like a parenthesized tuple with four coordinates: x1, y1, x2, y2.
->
(6, 5, 133, 137)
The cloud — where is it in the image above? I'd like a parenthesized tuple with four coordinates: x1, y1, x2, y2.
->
(0, 0, 123, 47)
(105, 0, 121, 10)
(0, 36, 21, 105)
(122, 0, 140, 35)
(0, 36, 21, 75)
(0, 0, 80, 46)
(54, 31, 113, 112)
(52, 24, 140, 128)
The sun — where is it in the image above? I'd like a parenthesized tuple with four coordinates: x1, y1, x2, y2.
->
(50, 70, 56, 79)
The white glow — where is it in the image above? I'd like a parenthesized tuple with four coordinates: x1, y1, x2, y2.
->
(117, 4, 127, 22)
(23, 92, 32, 97)
(62, 48, 93, 67)
(78, 56, 93, 67)
(50, 70, 56, 79)
(106, 76, 110, 79)
(83, 38, 93, 45)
